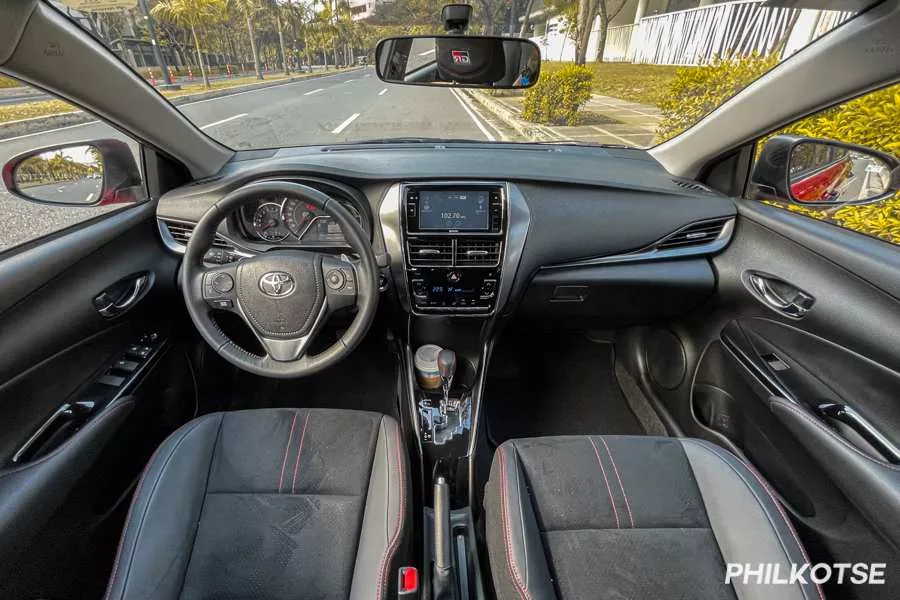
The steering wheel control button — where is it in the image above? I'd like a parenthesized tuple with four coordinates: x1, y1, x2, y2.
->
(212, 272, 234, 294)
(212, 299, 234, 309)
(326, 269, 346, 290)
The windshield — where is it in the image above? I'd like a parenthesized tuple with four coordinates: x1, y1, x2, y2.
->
(43, 0, 858, 149)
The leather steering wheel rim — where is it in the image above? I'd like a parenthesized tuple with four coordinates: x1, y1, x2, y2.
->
(181, 180, 379, 378)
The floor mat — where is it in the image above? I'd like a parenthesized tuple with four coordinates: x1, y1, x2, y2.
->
(224, 332, 400, 419)
(485, 333, 644, 445)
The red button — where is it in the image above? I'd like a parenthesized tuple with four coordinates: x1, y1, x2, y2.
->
(399, 566, 418, 594)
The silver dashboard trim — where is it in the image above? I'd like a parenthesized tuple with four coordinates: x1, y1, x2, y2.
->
(542, 217, 734, 269)
(157, 217, 254, 257)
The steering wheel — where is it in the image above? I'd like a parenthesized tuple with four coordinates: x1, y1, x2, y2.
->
(181, 181, 379, 378)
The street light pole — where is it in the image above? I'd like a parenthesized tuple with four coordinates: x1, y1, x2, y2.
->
(137, 0, 173, 85)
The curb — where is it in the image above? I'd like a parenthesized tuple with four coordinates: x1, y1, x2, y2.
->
(460, 90, 562, 142)
(0, 67, 363, 141)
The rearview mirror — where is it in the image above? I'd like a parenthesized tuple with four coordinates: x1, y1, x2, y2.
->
(375, 35, 541, 89)
(750, 135, 900, 206)
(2, 139, 143, 206)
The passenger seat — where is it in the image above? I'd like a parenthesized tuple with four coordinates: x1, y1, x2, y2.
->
(484, 435, 822, 600)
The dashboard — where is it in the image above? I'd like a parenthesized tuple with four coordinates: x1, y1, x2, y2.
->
(156, 142, 739, 321)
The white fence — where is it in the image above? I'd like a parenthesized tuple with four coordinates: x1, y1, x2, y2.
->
(532, 0, 853, 66)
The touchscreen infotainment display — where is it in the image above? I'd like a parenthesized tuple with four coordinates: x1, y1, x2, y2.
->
(419, 190, 490, 231)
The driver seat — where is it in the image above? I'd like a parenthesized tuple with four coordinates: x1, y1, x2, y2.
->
(103, 408, 409, 600)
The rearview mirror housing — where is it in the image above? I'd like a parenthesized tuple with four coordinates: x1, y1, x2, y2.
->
(375, 35, 541, 89)
(749, 135, 900, 206)
(2, 139, 143, 207)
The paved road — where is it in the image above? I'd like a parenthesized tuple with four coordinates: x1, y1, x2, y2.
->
(0, 68, 504, 252)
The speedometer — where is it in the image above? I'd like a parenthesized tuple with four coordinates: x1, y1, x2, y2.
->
(252, 202, 289, 241)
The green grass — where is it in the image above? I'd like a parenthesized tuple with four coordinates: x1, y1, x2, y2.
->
(541, 61, 682, 107)
(0, 75, 20, 89)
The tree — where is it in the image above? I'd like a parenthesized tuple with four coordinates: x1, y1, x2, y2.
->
(151, 0, 220, 88)
(231, 0, 265, 79)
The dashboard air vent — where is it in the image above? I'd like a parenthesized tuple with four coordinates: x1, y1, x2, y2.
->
(656, 218, 731, 250)
(407, 238, 453, 266)
(160, 220, 233, 250)
(456, 239, 502, 266)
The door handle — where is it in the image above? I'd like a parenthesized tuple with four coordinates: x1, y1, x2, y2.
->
(94, 274, 151, 318)
(744, 272, 815, 319)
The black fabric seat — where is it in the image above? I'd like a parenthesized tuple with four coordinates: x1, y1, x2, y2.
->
(485, 435, 823, 600)
(104, 408, 409, 600)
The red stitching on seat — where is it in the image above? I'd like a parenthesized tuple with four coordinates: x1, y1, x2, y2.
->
(499, 446, 531, 600)
(277, 411, 298, 493)
(375, 419, 406, 600)
(290, 411, 310, 495)
(599, 436, 635, 528)
(588, 436, 620, 529)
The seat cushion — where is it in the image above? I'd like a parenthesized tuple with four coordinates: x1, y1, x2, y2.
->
(485, 435, 823, 600)
(104, 408, 409, 600)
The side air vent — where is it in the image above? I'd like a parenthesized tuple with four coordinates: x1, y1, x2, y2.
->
(656, 218, 731, 250)
(672, 179, 715, 194)
(159, 219, 233, 250)
(407, 237, 453, 266)
(456, 239, 502, 266)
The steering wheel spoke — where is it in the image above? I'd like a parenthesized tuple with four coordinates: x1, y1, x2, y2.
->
(321, 254, 358, 311)
(201, 263, 240, 312)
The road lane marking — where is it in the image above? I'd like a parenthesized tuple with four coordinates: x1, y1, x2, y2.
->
(304, 88, 325, 96)
(419, 49, 436, 56)
(85, 193, 94, 202)
(343, 79, 356, 83)
(200, 113, 248, 129)
(332, 113, 360, 134)
(1, 70, 367, 142)
(450, 89, 495, 142)
(589, 125, 634, 145)
(378, 88, 387, 96)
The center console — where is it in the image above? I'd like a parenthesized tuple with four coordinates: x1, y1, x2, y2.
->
(379, 181, 530, 600)
(402, 183, 506, 314)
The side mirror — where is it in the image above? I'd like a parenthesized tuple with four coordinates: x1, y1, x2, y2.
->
(2, 139, 143, 207)
(749, 135, 900, 206)
(375, 35, 541, 89)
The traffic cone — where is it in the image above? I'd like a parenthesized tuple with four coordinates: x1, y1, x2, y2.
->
(226, 64, 232, 78)
(188, 66, 194, 81)
(168, 66, 175, 81)
(149, 70, 157, 87)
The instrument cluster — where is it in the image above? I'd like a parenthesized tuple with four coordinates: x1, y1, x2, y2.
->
(239, 195, 365, 245)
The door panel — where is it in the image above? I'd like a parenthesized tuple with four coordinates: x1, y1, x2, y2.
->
(0, 202, 182, 564)
(629, 200, 900, 599)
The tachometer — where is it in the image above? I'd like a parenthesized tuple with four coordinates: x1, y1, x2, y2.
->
(252, 202, 289, 241)
(282, 199, 320, 238)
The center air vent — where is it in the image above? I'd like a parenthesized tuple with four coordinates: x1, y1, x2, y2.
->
(160, 219, 233, 250)
(656, 218, 731, 250)
(407, 238, 453, 266)
(456, 239, 502, 266)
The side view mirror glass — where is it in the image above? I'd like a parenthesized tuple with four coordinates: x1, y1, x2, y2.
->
(375, 35, 541, 89)
(12, 145, 104, 205)
(750, 135, 900, 206)
(789, 142, 894, 204)
(2, 139, 143, 207)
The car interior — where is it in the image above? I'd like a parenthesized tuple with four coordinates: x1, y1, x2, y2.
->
(1, 0, 899, 599)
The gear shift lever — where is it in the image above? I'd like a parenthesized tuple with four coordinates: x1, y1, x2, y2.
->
(437, 349, 456, 420)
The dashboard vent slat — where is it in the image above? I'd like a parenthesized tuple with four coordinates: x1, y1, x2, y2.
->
(407, 238, 453, 266)
(656, 218, 730, 251)
(160, 219, 233, 250)
(456, 239, 502, 266)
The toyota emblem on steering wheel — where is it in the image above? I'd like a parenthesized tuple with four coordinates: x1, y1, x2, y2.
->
(259, 272, 295, 297)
